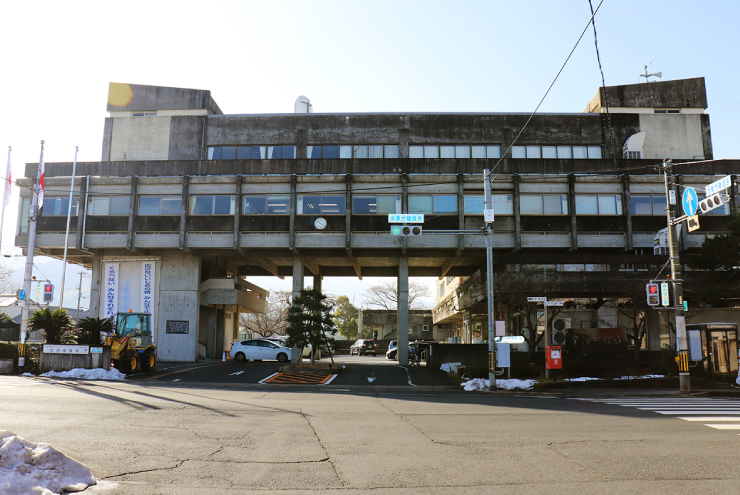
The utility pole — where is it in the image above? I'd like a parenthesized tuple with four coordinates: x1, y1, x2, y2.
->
(76, 271, 85, 317)
(19, 141, 44, 369)
(59, 146, 78, 309)
(483, 169, 496, 391)
(662, 159, 690, 392)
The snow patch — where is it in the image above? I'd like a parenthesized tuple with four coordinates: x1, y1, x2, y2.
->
(21, 373, 35, 377)
(564, 377, 601, 382)
(0, 430, 96, 495)
(614, 374, 665, 380)
(460, 378, 537, 391)
(40, 368, 127, 380)
(440, 362, 462, 373)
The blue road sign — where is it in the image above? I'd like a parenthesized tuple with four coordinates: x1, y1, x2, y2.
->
(682, 187, 698, 216)
(19, 289, 25, 300)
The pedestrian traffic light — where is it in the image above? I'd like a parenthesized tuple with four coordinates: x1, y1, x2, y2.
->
(646, 283, 660, 306)
(390, 225, 422, 236)
(43, 283, 54, 303)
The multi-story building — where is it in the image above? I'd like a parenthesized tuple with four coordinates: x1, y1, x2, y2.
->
(16, 78, 737, 362)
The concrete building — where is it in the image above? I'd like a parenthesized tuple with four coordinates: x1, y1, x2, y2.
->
(15, 78, 738, 362)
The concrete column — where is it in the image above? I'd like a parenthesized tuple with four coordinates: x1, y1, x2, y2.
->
(126, 176, 138, 252)
(397, 255, 409, 365)
(463, 311, 471, 344)
(291, 256, 304, 364)
(568, 174, 577, 251)
(313, 274, 322, 294)
(513, 175, 521, 251)
(622, 174, 633, 250)
(158, 251, 201, 362)
(89, 254, 103, 317)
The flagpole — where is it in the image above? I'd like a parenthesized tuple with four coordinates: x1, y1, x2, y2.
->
(59, 146, 78, 309)
(19, 141, 44, 369)
(0, 146, 10, 256)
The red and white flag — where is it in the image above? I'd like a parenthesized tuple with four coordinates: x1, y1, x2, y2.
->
(37, 152, 45, 207)
(3, 148, 9, 208)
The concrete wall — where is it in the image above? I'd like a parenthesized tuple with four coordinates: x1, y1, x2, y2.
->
(157, 251, 200, 362)
(639, 114, 706, 159)
(109, 116, 171, 161)
(107, 83, 222, 114)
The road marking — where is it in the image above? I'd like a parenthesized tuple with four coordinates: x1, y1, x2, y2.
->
(172, 379, 180, 382)
(704, 424, 740, 430)
(230, 371, 244, 376)
(678, 416, 740, 421)
(260, 372, 336, 384)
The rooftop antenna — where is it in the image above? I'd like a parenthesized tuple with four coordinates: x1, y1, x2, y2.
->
(640, 57, 662, 82)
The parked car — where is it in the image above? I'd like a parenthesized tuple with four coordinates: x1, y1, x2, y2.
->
(386, 340, 398, 360)
(256, 338, 312, 357)
(349, 339, 377, 356)
(230, 339, 291, 362)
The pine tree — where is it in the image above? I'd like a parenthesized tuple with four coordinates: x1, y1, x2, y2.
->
(285, 289, 338, 366)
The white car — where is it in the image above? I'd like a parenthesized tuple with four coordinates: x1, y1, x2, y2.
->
(257, 338, 312, 357)
(230, 339, 292, 362)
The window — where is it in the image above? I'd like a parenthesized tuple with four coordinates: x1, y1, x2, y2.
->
(630, 194, 667, 215)
(41, 197, 78, 216)
(243, 195, 291, 215)
(307, 145, 398, 158)
(575, 194, 622, 215)
(352, 194, 400, 214)
(654, 109, 680, 114)
(138, 196, 182, 215)
(408, 195, 458, 214)
(132, 112, 156, 117)
(511, 146, 526, 158)
(409, 144, 501, 159)
(520, 194, 568, 215)
(189, 195, 235, 215)
(89, 196, 129, 216)
(542, 146, 557, 159)
(208, 145, 294, 160)
(298, 195, 346, 214)
(464, 194, 513, 215)
(511, 145, 601, 159)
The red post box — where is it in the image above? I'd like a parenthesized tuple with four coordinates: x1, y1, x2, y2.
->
(546, 346, 562, 370)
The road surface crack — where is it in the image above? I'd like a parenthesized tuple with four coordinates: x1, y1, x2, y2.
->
(547, 442, 604, 478)
(103, 460, 185, 479)
(301, 409, 346, 487)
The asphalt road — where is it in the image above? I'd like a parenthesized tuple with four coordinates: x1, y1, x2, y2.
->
(3, 362, 740, 494)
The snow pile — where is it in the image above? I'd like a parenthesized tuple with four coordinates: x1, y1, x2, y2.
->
(40, 368, 126, 380)
(21, 373, 35, 377)
(0, 430, 96, 494)
(440, 362, 463, 373)
(614, 374, 665, 380)
(460, 378, 537, 391)
(565, 377, 601, 382)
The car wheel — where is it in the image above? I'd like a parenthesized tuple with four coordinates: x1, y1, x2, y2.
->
(277, 353, 288, 363)
(141, 350, 156, 371)
(234, 352, 246, 362)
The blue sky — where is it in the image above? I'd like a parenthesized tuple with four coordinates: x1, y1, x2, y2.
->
(1, 0, 738, 308)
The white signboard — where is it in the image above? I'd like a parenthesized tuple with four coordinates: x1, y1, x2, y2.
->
(90, 347, 103, 354)
(527, 297, 545, 302)
(494, 336, 525, 344)
(388, 214, 424, 224)
(141, 261, 155, 317)
(660, 282, 670, 307)
(103, 262, 119, 320)
(705, 175, 732, 196)
(43, 345, 90, 354)
(484, 209, 495, 223)
(546, 301, 564, 307)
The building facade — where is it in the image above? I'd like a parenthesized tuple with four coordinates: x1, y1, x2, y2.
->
(16, 78, 737, 362)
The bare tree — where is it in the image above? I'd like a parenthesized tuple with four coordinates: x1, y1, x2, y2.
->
(239, 290, 292, 338)
(0, 262, 18, 294)
(362, 280, 431, 310)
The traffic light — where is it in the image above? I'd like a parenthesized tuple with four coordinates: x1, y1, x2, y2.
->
(390, 225, 422, 236)
(699, 194, 726, 214)
(646, 283, 660, 306)
(43, 283, 54, 303)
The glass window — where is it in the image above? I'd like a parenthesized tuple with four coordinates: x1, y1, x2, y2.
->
(353, 195, 375, 214)
(526, 146, 541, 159)
(308, 146, 321, 159)
(213, 195, 235, 215)
(110, 196, 129, 215)
(424, 146, 439, 158)
(243, 196, 267, 215)
(511, 146, 526, 159)
(339, 146, 352, 158)
(322, 146, 338, 159)
(268, 146, 282, 159)
(493, 194, 513, 215)
(409, 195, 433, 214)
(631, 195, 652, 215)
(321, 195, 345, 214)
(237, 146, 251, 159)
(409, 146, 424, 158)
(542, 146, 557, 159)
(89, 196, 127, 216)
(20, 197, 30, 233)
(575, 195, 599, 215)
(384, 145, 399, 158)
(354, 145, 368, 158)
(652, 194, 666, 215)
(587, 146, 602, 159)
(90, 197, 109, 216)
(189, 196, 211, 215)
(520, 195, 542, 215)
(440, 146, 455, 159)
(543, 194, 568, 214)
(139, 196, 181, 215)
(251, 146, 266, 159)
(455, 146, 470, 159)
(557, 146, 572, 159)
(433, 195, 457, 213)
(161, 196, 182, 215)
(464, 195, 485, 214)
(573, 146, 588, 159)
(377, 195, 397, 214)
(281, 145, 295, 159)
(598, 194, 622, 215)
(138, 197, 160, 216)
(266, 195, 290, 214)
(471, 146, 486, 159)
(301, 195, 321, 214)
(42, 197, 78, 216)
(207, 147, 221, 160)
(487, 145, 502, 159)
(221, 146, 236, 160)
(368, 145, 383, 158)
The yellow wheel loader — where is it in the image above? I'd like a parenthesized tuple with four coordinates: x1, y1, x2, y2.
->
(105, 311, 156, 374)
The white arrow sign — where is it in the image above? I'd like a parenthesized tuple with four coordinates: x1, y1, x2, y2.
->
(527, 297, 546, 302)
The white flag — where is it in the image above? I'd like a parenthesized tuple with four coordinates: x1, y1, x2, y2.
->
(37, 152, 44, 207)
(3, 149, 9, 208)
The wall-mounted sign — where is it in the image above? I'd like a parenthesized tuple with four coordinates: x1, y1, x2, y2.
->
(705, 175, 732, 196)
(43, 345, 90, 354)
(103, 262, 119, 320)
(166, 320, 189, 334)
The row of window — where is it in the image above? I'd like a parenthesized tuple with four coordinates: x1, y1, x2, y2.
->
(40, 192, 729, 218)
(205, 144, 602, 160)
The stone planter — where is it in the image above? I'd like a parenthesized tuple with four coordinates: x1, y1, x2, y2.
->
(0, 358, 14, 374)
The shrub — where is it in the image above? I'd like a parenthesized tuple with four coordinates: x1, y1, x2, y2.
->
(0, 343, 18, 360)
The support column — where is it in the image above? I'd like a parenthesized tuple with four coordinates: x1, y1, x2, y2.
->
(291, 256, 304, 363)
(313, 273, 322, 294)
(88, 254, 102, 317)
(463, 311, 471, 344)
(397, 255, 409, 365)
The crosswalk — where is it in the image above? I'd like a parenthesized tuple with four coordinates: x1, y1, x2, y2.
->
(0, 376, 41, 389)
(573, 397, 740, 434)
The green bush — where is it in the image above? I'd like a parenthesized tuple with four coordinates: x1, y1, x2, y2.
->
(0, 343, 18, 360)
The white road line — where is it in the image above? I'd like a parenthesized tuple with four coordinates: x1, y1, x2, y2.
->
(678, 416, 740, 421)
(636, 406, 740, 410)
(654, 410, 740, 415)
(258, 372, 279, 384)
(324, 374, 338, 384)
(704, 424, 740, 430)
(229, 371, 244, 376)
(172, 379, 180, 382)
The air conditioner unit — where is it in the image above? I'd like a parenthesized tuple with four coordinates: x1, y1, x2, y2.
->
(551, 317, 571, 346)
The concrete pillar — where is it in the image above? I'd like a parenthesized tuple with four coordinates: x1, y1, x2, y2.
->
(463, 312, 471, 344)
(89, 254, 102, 317)
(313, 274, 322, 294)
(291, 256, 304, 363)
(158, 251, 201, 362)
(397, 255, 409, 365)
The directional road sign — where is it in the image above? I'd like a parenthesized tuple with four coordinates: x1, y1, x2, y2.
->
(388, 214, 424, 224)
(545, 301, 563, 307)
(527, 297, 545, 302)
(19, 289, 25, 301)
(494, 336, 525, 344)
(705, 175, 732, 196)
(682, 187, 698, 217)
(660, 282, 670, 307)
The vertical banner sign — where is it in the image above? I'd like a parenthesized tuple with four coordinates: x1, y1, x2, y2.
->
(103, 262, 119, 320)
(660, 282, 670, 307)
(34, 282, 42, 304)
(141, 261, 155, 317)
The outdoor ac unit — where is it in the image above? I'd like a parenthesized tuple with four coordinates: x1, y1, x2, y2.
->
(551, 317, 571, 346)
(654, 246, 669, 256)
